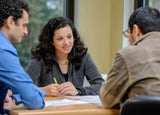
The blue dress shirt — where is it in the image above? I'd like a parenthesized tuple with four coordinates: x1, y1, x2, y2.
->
(0, 31, 45, 114)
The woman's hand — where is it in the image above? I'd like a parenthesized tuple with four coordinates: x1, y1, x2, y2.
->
(41, 84, 60, 96)
(58, 82, 78, 96)
(4, 91, 13, 109)
(5, 94, 12, 103)
(5, 89, 12, 103)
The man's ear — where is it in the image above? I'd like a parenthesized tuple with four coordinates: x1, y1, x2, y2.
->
(132, 24, 142, 37)
(5, 16, 15, 29)
(132, 24, 143, 41)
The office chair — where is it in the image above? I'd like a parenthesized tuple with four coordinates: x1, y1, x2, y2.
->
(120, 95, 160, 115)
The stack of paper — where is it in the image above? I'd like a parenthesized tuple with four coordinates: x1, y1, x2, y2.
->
(45, 95, 102, 107)
(45, 99, 89, 107)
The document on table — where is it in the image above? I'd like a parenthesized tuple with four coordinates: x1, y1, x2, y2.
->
(65, 95, 102, 107)
(45, 95, 102, 107)
(45, 99, 89, 107)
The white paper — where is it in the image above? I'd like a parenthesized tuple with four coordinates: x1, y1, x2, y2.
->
(45, 99, 89, 107)
(64, 95, 102, 107)
(45, 95, 102, 107)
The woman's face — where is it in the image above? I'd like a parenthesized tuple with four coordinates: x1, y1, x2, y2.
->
(53, 25, 74, 56)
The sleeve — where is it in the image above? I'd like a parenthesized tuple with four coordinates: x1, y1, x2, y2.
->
(26, 59, 43, 84)
(82, 53, 105, 95)
(99, 52, 129, 109)
(0, 84, 8, 114)
(0, 49, 45, 109)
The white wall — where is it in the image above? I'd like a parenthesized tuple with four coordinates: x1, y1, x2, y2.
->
(83, 74, 108, 86)
(123, 0, 134, 48)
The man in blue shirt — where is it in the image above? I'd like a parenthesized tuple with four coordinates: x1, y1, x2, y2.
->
(0, 0, 45, 114)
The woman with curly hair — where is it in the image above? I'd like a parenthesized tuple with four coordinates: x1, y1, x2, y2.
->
(26, 17, 104, 96)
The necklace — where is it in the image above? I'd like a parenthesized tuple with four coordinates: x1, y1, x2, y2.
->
(58, 60, 69, 65)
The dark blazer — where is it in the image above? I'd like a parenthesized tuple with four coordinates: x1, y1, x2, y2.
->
(26, 53, 104, 95)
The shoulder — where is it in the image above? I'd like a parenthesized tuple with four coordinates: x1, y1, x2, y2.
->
(27, 58, 45, 69)
(81, 53, 91, 61)
(118, 45, 140, 58)
(0, 37, 17, 56)
(80, 53, 96, 67)
(116, 44, 148, 66)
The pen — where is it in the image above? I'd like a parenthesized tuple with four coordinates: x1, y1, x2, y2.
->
(53, 77, 58, 84)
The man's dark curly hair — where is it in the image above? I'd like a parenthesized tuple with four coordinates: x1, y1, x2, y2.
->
(31, 17, 88, 71)
(0, 0, 29, 27)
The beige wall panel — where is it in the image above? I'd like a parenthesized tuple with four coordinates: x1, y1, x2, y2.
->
(77, 0, 123, 73)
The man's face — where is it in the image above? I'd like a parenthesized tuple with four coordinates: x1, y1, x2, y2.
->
(10, 10, 29, 43)
(128, 29, 136, 44)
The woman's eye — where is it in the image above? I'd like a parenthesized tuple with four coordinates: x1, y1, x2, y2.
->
(67, 35, 72, 39)
(57, 37, 62, 41)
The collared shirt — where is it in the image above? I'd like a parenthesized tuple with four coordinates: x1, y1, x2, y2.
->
(100, 32, 160, 109)
(0, 31, 45, 114)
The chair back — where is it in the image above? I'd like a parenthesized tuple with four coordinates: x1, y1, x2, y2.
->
(120, 95, 160, 115)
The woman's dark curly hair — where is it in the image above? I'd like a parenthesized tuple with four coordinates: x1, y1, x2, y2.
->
(0, 0, 29, 27)
(31, 17, 88, 71)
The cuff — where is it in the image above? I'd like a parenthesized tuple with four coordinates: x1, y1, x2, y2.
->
(12, 94, 22, 105)
(76, 87, 86, 95)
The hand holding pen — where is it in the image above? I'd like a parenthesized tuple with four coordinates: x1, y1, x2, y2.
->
(41, 84, 60, 96)
(40, 77, 59, 96)
(42, 77, 78, 96)
(53, 77, 78, 96)
(58, 81, 78, 96)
